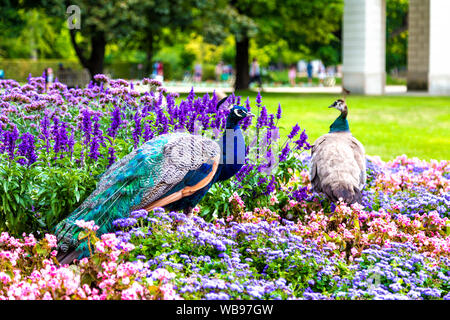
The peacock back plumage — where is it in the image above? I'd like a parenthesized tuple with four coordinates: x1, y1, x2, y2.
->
(55, 133, 221, 262)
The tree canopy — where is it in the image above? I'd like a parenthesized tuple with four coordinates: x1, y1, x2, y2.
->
(0, 0, 408, 83)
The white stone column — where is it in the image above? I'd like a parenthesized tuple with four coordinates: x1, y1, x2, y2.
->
(429, 0, 450, 94)
(408, 0, 450, 94)
(342, 0, 386, 95)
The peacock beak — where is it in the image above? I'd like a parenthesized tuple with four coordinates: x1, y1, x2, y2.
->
(246, 112, 255, 117)
(328, 104, 335, 108)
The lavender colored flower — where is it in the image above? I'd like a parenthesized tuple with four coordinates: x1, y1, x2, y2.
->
(279, 144, 291, 162)
(88, 114, 102, 161)
(81, 108, 92, 146)
(276, 103, 282, 120)
(3, 124, 19, 161)
(288, 123, 301, 140)
(107, 146, 116, 167)
(107, 105, 122, 139)
(17, 132, 37, 166)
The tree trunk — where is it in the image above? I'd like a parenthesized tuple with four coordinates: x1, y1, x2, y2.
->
(87, 32, 106, 79)
(145, 30, 154, 76)
(234, 35, 250, 91)
(69, 29, 106, 80)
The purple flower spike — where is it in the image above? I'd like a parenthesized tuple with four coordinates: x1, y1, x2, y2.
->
(288, 123, 301, 140)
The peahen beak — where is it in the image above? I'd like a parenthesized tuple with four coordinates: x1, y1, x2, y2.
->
(328, 104, 335, 108)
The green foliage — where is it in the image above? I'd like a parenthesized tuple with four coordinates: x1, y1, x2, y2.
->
(386, 0, 409, 72)
(200, 129, 309, 220)
(0, 8, 76, 60)
(0, 156, 37, 234)
(0, 59, 83, 82)
(0, 153, 98, 236)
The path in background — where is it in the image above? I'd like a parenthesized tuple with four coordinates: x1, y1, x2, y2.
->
(133, 81, 437, 96)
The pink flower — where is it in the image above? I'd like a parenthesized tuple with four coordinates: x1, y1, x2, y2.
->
(75, 220, 99, 232)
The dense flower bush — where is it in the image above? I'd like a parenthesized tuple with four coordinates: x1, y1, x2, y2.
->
(0, 75, 448, 300)
(0, 230, 180, 300)
(0, 76, 309, 236)
(1, 154, 448, 300)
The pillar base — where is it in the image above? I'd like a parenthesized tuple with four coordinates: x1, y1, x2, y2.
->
(343, 72, 386, 95)
(407, 71, 428, 91)
(429, 74, 450, 94)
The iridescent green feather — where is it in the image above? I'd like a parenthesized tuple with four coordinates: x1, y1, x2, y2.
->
(55, 136, 168, 259)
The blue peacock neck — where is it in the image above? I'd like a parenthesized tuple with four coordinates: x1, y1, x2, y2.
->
(215, 123, 245, 182)
(329, 112, 350, 133)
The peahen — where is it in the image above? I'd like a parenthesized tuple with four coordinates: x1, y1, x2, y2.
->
(55, 97, 252, 264)
(309, 97, 366, 205)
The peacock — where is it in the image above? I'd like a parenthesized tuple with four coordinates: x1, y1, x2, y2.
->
(55, 97, 252, 264)
(309, 97, 366, 205)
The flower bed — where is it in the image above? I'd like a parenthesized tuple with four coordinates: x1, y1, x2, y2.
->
(0, 76, 448, 300)
(0, 155, 449, 300)
(0, 76, 309, 236)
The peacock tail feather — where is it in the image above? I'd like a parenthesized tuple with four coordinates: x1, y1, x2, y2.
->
(55, 135, 169, 260)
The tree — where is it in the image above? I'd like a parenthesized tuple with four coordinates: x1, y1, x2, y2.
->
(223, 0, 343, 90)
(0, 0, 25, 57)
(386, 0, 408, 73)
(34, 0, 142, 78)
(126, 0, 195, 76)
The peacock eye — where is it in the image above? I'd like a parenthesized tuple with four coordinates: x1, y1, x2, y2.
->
(234, 109, 244, 117)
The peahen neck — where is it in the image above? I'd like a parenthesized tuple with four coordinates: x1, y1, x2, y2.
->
(329, 112, 350, 133)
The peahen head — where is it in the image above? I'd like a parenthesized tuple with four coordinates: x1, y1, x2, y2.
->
(226, 105, 253, 129)
(328, 99, 347, 115)
(328, 99, 350, 133)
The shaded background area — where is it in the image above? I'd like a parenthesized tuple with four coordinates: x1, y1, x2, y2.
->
(0, 0, 408, 87)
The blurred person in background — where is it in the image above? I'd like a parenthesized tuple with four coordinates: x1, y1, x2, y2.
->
(307, 61, 313, 86)
(194, 62, 202, 82)
(289, 64, 297, 86)
(215, 61, 223, 82)
(42, 67, 54, 91)
(318, 65, 325, 87)
(157, 61, 164, 81)
(249, 58, 262, 88)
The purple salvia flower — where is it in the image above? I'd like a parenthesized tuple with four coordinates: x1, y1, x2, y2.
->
(143, 122, 154, 142)
(88, 114, 102, 161)
(267, 114, 275, 129)
(4, 125, 19, 161)
(208, 91, 218, 113)
(276, 103, 282, 120)
(257, 106, 268, 129)
(58, 121, 70, 156)
(81, 108, 92, 146)
(39, 111, 51, 153)
(133, 110, 142, 148)
(187, 87, 195, 103)
(107, 146, 116, 167)
(68, 130, 75, 160)
(263, 175, 276, 195)
(108, 105, 122, 139)
(279, 144, 291, 162)
(256, 91, 262, 107)
(288, 123, 301, 140)
(17, 132, 37, 166)
(51, 116, 62, 155)
(293, 130, 311, 150)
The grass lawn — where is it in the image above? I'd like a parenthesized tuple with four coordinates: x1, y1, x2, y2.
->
(232, 91, 450, 161)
